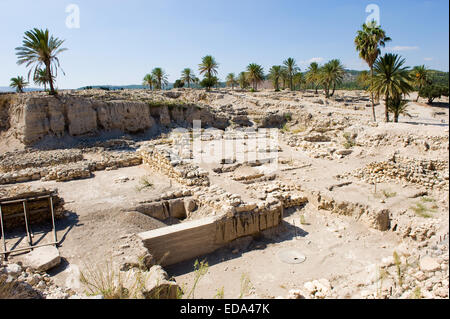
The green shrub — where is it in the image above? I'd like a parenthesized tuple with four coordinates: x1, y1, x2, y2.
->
(419, 84, 447, 104)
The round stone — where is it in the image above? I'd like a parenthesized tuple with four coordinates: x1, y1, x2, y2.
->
(278, 250, 306, 264)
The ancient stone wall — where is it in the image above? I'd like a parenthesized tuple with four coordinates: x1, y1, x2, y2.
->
(0, 151, 141, 185)
(138, 201, 283, 266)
(1, 93, 229, 146)
(0, 188, 65, 229)
(138, 145, 209, 187)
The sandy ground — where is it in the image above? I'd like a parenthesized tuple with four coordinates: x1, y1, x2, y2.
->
(2, 89, 448, 298)
(6, 165, 181, 290)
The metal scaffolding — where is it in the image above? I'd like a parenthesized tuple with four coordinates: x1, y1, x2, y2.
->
(0, 193, 58, 260)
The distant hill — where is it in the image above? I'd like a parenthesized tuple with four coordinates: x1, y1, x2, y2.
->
(0, 87, 42, 93)
(428, 70, 449, 86)
(77, 82, 227, 91)
(336, 68, 449, 90)
(72, 69, 449, 92)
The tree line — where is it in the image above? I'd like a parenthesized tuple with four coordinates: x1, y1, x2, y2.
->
(9, 26, 449, 124)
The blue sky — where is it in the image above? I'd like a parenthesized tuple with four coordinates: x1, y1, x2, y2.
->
(0, 0, 448, 89)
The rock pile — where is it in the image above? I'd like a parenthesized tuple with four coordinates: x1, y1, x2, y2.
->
(349, 156, 449, 190)
(139, 145, 209, 186)
(0, 151, 142, 185)
(0, 149, 83, 172)
(0, 262, 80, 299)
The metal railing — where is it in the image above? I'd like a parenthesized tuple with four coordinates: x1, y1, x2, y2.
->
(0, 193, 58, 260)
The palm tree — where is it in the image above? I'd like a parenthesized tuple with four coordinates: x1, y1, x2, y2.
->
(33, 68, 52, 91)
(283, 58, 300, 91)
(238, 72, 249, 89)
(181, 68, 196, 88)
(328, 59, 345, 97)
(143, 73, 155, 90)
(226, 73, 238, 89)
(356, 70, 371, 89)
(280, 68, 289, 90)
(15, 28, 67, 95)
(199, 55, 218, 78)
(293, 72, 305, 91)
(355, 20, 391, 121)
(387, 94, 410, 123)
(246, 64, 264, 91)
(320, 60, 345, 98)
(372, 53, 413, 122)
(268, 66, 282, 91)
(306, 62, 320, 94)
(151, 67, 168, 90)
(411, 65, 430, 102)
(10, 76, 28, 93)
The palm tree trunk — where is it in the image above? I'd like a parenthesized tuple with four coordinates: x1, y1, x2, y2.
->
(45, 62, 56, 95)
(370, 67, 376, 122)
(394, 113, 399, 123)
(385, 93, 390, 122)
(415, 85, 421, 102)
(315, 84, 318, 94)
(331, 83, 336, 97)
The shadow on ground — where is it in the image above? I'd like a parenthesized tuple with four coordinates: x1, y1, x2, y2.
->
(165, 220, 309, 277)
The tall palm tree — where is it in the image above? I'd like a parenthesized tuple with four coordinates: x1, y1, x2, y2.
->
(246, 64, 264, 91)
(33, 68, 52, 91)
(411, 65, 430, 102)
(10, 76, 28, 93)
(372, 53, 413, 122)
(268, 66, 282, 91)
(15, 28, 67, 95)
(151, 67, 168, 90)
(143, 73, 155, 90)
(328, 59, 345, 97)
(198, 55, 218, 79)
(306, 62, 320, 94)
(181, 68, 196, 88)
(226, 73, 238, 89)
(238, 72, 249, 89)
(283, 58, 300, 91)
(355, 20, 391, 121)
(280, 68, 288, 90)
(320, 60, 345, 98)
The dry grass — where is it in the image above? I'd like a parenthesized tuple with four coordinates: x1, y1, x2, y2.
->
(239, 273, 253, 299)
(135, 176, 154, 192)
(185, 259, 209, 299)
(410, 202, 437, 218)
(0, 275, 17, 299)
(79, 261, 134, 299)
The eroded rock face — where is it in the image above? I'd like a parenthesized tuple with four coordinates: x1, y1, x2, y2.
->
(3, 93, 231, 145)
(6, 95, 156, 144)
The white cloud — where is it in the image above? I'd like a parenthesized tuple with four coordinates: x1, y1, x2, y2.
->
(386, 46, 420, 52)
(300, 57, 325, 65)
(308, 57, 324, 63)
(424, 57, 433, 61)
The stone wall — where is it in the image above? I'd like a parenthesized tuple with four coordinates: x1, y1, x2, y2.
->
(138, 201, 283, 266)
(138, 145, 209, 187)
(348, 155, 449, 191)
(1, 93, 229, 146)
(0, 188, 65, 229)
(0, 152, 141, 185)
